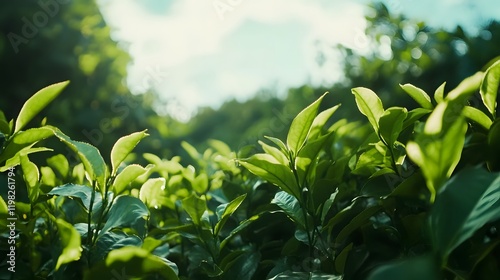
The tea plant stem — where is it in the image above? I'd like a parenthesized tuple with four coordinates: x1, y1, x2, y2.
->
(86, 181, 97, 266)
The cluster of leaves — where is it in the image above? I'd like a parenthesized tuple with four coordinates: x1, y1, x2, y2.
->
(2, 58, 500, 279)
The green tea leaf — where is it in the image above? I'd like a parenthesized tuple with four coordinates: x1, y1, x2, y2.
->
(272, 191, 305, 229)
(430, 166, 500, 261)
(182, 194, 207, 226)
(462, 106, 492, 130)
(434, 82, 446, 103)
(20, 153, 39, 203)
(296, 132, 333, 186)
(367, 256, 439, 280)
(407, 116, 467, 201)
(51, 127, 107, 193)
(258, 140, 289, 165)
(15, 81, 69, 133)
(55, 218, 82, 270)
(308, 104, 340, 140)
(47, 154, 70, 179)
(112, 164, 147, 194)
(352, 87, 384, 133)
(84, 247, 179, 280)
(400, 84, 433, 109)
(287, 92, 327, 155)
(215, 194, 246, 236)
(0, 127, 54, 165)
(49, 183, 94, 210)
(446, 71, 484, 103)
(487, 119, 500, 171)
(99, 195, 149, 238)
(239, 154, 299, 197)
(111, 130, 148, 175)
(139, 178, 168, 209)
(378, 107, 408, 146)
(192, 173, 209, 193)
(480, 60, 500, 117)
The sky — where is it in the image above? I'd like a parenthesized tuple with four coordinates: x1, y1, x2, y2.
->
(98, 0, 500, 121)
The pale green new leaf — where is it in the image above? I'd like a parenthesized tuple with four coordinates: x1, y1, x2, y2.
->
(400, 84, 433, 109)
(0, 126, 54, 164)
(139, 178, 167, 209)
(434, 82, 446, 103)
(446, 71, 483, 103)
(378, 107, 408, 146)
(286, 92, 327, 155)
(352, 87, 384, 133)
(15, 81, 69, 133)
(480, 60, 500, 117)
(239, 154, 299, 197)
(111, 130, 148, 175)
(462, 106, 492, 130)
(55, 219, 82, 270)
(84, 247, 179, 280)
(258, 140, 288, 165)
(308, 104, 340, 140)
(112, 164, 147, 194)
(20, 153, 40, 203)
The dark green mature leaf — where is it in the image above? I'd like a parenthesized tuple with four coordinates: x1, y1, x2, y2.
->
(239, 154, 299, 197)
(84, 247, 179, 280)
(112, 164, 147, 194)
(430, 166, 500, 261)
(400, 84, 433, 109)
(182, 194, 207, 226)
(270, 272, 342, 279)
(49, 184, 94, 209)
(221, 250, 260, 280)
(215, 194, 246, 236)
(488, 119, 500, 171)
(480, 60, 500, 117)
(272, 191, 305, 229)
(110, 130, 148, 175)
(99, 195, 149, 238)
(287, 92, 327, 155)
(367, 255, 439, 280)
(55, 218, 82, 270)
(15, 81, 69, 133)
(462, 106, 492, 130)
(352, 87, 384, 133)
(378, 107, 408, 146)
(335, 205, 381, 244)
(50, 127, 107, 193)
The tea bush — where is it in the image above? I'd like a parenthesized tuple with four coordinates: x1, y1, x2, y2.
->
(1, 59, 500, 279)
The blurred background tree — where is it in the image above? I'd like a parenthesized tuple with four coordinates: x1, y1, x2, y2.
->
(1, 1, 499, 164)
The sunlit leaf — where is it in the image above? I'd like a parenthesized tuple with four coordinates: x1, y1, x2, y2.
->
(84, 247, 179, 280)
(20, 153, 39, 203)
(287, 92, 327, 155)
(352, 87, 384, 133)
(378, 107, 408, 146)
(139, 178, 167, 209)
(110, 130, 148, 175)
(15, 81, 69, 133)
(462, 106, 492, 130)
(239, 154, 299, 197)
(400, 84, 433, 109)
(112, 164, 147, 194)
(480, 60, 500, 117)
(55, 218, 82, 270)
